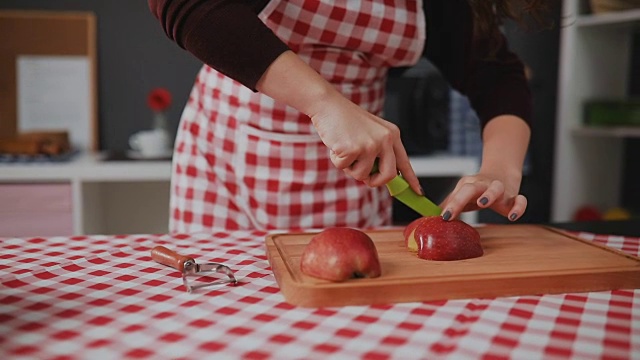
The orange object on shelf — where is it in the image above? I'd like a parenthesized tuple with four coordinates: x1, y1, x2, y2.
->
(603, 207, 632, 220)
(0, 131, 70, 156)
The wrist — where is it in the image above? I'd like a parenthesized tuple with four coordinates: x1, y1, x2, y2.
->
(480, 115, 530, 180)
(479, 161, 523, 182)
(302, 83, 341, 118)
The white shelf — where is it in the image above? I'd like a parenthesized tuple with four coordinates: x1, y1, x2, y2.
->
(0, 152, 171, 182)
(0, 152, 173, 235)
(410, 154, 479, 176)
(572, 126, 640, 137)
(0, 152, 476, 182)
(0, 152, 478, 234)
(551, 0, 637, 222)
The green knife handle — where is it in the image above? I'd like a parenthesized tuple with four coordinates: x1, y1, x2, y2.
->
(370, 159, 441, 216)
(386, 176, 442, 216)
(370, 160, 407, 195)
(386, 175, 410, 196)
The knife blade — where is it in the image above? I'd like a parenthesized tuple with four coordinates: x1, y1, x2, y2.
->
(370, 160, 442, 217)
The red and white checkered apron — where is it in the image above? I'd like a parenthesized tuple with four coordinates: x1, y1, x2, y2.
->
(170, 1, 426, 232)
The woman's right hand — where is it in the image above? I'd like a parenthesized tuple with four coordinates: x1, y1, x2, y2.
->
(308, 91, 420, 193)
(256, 51, 422, 194)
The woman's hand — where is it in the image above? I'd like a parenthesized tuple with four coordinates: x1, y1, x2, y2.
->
(255, 50, 422, 194)
(439, 170, 527, 221)
(307, 91, 419, 191)
(440, 114, 531, 222)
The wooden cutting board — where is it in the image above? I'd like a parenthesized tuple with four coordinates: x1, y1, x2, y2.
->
(265, 225, 640, 307)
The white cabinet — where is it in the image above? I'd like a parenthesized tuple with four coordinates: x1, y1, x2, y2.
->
(552, 1, 640, 221)
(0, 183, 73, 237)
(0, 152, 478, 235)
(0, 153, 172, 235)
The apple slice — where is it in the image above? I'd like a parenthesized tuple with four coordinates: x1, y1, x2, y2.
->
(300, 227, 382, 282)
(404, 216, 483, 261)
(403, 217, 424, 249)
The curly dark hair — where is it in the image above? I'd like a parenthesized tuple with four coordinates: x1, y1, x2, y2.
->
(469, 0, 553, 51)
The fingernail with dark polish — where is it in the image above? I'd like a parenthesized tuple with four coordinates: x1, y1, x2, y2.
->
(510, 213, 518, 221)
(479, 197, 488, 206)
(442, 210, 452, 221)
(419, 186, 425, 196)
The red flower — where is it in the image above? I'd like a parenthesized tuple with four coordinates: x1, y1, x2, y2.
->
(147, 88, 172, 112)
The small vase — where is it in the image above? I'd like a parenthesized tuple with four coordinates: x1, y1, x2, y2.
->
(153, 111, 168, 133)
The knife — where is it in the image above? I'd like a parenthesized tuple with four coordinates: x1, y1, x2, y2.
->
(371, 160, 442, 217)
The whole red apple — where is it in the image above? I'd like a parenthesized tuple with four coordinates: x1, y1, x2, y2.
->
(300, 227, 382, 282)
(404, 216, 483, 261)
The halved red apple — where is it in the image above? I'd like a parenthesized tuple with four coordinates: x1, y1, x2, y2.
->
(300, 227, 382, 282)
(404, 216, 483, 261)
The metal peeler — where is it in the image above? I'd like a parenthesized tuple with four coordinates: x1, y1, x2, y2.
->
(151, 245, 238, 292)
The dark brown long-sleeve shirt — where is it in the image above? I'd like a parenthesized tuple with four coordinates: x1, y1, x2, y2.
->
(147, 0, 532, 129)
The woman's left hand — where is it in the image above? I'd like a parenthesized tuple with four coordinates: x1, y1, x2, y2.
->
(439, 170, 527, 222)
(439, 114, 531, 222)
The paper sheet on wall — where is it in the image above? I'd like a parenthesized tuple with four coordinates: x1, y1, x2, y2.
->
(17, 55, 91, 150)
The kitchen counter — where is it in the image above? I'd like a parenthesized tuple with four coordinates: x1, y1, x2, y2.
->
(1, 226, 638, 359)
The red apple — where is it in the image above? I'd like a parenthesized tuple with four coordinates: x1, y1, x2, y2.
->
(404, 216, 483, 261)
(300, 227, 382, 282)
(403, 217, 424, 242)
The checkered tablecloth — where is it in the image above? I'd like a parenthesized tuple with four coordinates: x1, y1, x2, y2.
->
(1, 230, 639, 359)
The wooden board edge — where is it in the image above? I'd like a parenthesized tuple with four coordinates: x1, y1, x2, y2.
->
(279, 269, 640, 308)
(265, 234, 303, 305)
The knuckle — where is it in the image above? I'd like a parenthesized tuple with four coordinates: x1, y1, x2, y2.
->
(331, 145, 348, 158)
(457, 175, 476, 186)
(491, 180, 505, 192)
(332, 160, 350, 170)
(363, 140, 377, 154)
(461, 182, 480, 193)
(518, 195, 528, 206)
(387, 125, 400, 139)
(353, 173, 369, 181)
(446, 194, 464, 209)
